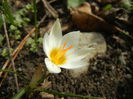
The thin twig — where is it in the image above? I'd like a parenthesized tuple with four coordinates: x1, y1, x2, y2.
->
(2, 15, 19, 91)
(49, 0, 57, 3)
(42, 0, 58, 18)
(0, 15, 47, 87)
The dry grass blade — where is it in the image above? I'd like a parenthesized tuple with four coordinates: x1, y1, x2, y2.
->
(0, 27, 35, 87)
(2, 15, 19, 91)
(0, 15, 46, 87)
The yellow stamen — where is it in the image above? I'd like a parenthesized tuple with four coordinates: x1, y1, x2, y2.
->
(50, 42, 73, 65)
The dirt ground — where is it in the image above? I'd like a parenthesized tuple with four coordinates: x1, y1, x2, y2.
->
(0, 0, 133, 99)
(0, 34, 133, 99)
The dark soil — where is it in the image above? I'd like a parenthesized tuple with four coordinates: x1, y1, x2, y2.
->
(0, 35, 133, 99)
(48, 36, 133, 99)
(0, 0, 133, 99)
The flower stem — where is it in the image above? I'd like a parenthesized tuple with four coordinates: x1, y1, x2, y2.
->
(33, 0, 38, 42)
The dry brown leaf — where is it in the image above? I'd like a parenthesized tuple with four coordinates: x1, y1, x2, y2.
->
(39, 80, 53, 98)
(30, 65, 44, 88)
(40, 92, 54, 99)
(94, 0, 121, 3)
(71, 2, 123, 33)
(41, 80, 51, 89)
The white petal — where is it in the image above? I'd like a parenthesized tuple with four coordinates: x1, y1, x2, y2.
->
(60, 48, 91, 69)
(62, 31, 80, 48)
(66, 48, 94, 63)
(48, 19, 62, 48)
(50, 19, 62, 38)
(43, 32, 50, 57)
(43, 19, 63, 57)
(48, 34, 62, 49)
(45, 58, 61, 73)
(60, 60, 88, 69)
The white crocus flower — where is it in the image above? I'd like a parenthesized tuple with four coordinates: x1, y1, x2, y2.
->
(43, 19, 90, 73)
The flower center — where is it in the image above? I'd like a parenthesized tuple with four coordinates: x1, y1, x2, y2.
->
(50, 42, 73, 65)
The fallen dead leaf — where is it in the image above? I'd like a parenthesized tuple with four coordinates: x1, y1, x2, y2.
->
(40, 92, 54, 99)
(39, 80, 53, 98)
(94, 0, 121, 3)
(71, 2, 123, 33)
(41, 80, 51, 89)
(30, 65, 44, 88)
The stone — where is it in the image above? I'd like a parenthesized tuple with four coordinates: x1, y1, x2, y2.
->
(69, 32, 107, 78)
